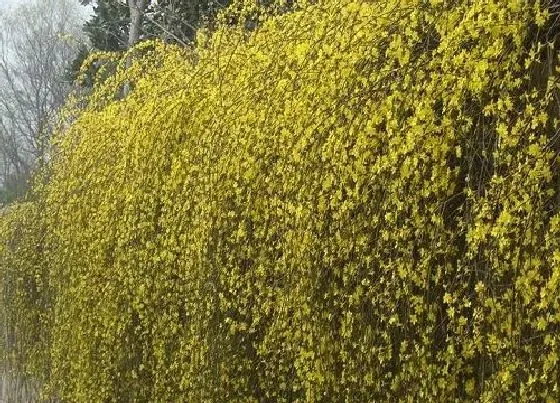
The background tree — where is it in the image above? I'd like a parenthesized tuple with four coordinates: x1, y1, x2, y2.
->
(78, 0, 231, 51)
(83, 0, 130, 51)
(72, 0, 232, 95)
(144, 0, 230, 44)
(0, 0, 86, 203)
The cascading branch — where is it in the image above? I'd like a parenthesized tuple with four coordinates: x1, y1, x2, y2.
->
(2, 0, 560, 400)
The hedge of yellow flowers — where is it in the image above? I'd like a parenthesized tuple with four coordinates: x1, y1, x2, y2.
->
(2, 0, 560, 400)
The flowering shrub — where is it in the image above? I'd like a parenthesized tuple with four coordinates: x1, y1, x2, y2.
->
(2, 0, 560, 400)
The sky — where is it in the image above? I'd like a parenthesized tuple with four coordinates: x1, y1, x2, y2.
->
(0, 0, 92, 18)
(0, 0, 21, 7)
(0, 0, 92, 12)
(0, 0, 27, 8)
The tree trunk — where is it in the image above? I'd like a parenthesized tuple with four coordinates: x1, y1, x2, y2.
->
(128, 0, 146, 49)
(124, 0, 147, 95)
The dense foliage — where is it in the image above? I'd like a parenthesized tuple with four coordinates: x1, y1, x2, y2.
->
(82, 0, 130, 51)
(80, 0, 231, 50)
(3, 0, 560, 400)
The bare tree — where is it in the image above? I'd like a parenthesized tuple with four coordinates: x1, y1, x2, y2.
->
(0, 0, 85, 201)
